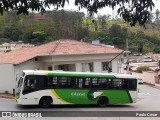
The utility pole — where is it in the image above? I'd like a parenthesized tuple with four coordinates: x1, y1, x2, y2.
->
(126, 38, 130, 74)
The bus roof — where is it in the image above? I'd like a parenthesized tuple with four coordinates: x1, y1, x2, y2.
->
(23, 70, 137, 79)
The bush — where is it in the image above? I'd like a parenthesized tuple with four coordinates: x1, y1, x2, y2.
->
(136, 66, 152, 73)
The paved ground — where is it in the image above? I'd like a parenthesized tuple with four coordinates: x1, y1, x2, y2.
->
(0, 84, 160, 120)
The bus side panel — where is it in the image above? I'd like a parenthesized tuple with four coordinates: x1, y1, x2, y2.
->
(97, 90, 132, 104)
(51, 89, 97, 104)
(51, 89, 133, 105)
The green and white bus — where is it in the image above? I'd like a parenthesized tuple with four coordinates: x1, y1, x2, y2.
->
(16, 70, 138, 107)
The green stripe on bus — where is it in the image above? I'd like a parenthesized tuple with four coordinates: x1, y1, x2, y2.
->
(47, 72, 116, 78)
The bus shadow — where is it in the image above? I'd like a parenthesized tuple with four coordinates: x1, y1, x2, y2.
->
(16, 104, 133, 110)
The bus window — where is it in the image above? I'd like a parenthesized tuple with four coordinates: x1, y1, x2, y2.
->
(84, 78, 91, 88)
(98, 78, 107, 89)
(44, 76, 52, 88)
(92, 78, 98, 88)
(75, 78, 83, 88)
(23, 75, 38, 94)
(58, 77, 67, 88)
(24, 76, 37, 90)
(111, 79, 123, 89)
(52, 77, 58, 88)
(128, 79, 137, 90)
(58, 77, 72, 88)
(43, 76, 58, 88)
(123, 79, 129, 89)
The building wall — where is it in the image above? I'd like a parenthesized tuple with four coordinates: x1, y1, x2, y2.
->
(44, 59, 119, 73)
(0, 42, 34, 54)
(143, 71, 156, 84)
(132, 71, 155, 85)
(132, 72, 143, 79)
(0, 60, 44, 93)
(0, 54, 121, 93)
(130, 62, 159, 71)
(112, 59, 119, 73)
(14, 59, 44, 79)
(93, 61, 102, 73)
(40, 54, 121, 73)
(14, 59, 44, 91)
(0, 64, 15, 93)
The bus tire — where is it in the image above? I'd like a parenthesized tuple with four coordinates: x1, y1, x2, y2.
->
(97, 97, 108, 107)
(39, 97, 52, 108)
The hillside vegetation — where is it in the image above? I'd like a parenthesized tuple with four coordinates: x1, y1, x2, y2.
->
(0, 10, 159, 53)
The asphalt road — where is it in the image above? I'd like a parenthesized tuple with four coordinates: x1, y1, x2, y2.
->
(0, 84, 160, 120)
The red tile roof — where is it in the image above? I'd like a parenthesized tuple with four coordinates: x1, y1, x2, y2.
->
(33, 15, 46, 20)
(0, 39, 124, 64)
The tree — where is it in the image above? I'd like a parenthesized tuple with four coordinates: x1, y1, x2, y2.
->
(0, 0, 155, 27)
(97, 15, 107, 31)
(109, 24, 126, 48)
(3, 25, 21, 41)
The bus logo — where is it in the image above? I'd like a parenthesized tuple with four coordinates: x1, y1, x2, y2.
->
(2, 112, 11, 117)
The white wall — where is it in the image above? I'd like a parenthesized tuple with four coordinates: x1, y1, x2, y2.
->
(112, 59, 119, 73)
(0, 60, 44, 93)
(14, 59, 44, 90)
(75, 63, 81, 72)
(0, 64, 15, 93)
(14, 59, 44, 79)
(132, 71, 155, 85)
(94, 61, 102, 73)
(44, 60, 120, 73)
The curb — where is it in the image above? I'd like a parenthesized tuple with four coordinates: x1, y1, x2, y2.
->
(0, 95, 15, 99)
(144, 83, 160, 90)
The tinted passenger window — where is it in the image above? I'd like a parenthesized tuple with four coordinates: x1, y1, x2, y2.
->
(43, 76, 58, 88)
(112, 79, 123, 89)
(128, 79, 137, 90)
(92, 78, 98, 88)
(98, 78, 108, 89)
(84, 78, 91, 88)
(75, 78, 83, 88)
(58, 77, 74, 88)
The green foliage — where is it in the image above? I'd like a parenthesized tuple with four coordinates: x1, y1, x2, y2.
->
(108, 24, 127, 48)
(0, 0, 155, 27)
(32, 31, 47, 44)
(0, 10, 86, 44)
(136, 66, 152, 73)
(0, 10, 159, 54)
(2, 26, 21, 41)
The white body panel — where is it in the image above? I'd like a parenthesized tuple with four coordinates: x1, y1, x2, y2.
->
(129, 91, 138, 103)
(17, 90, 67, 105)
(0, 64, 15, 93)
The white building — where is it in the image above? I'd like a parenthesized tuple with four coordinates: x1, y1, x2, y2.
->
(0, 39, 125, 93)
(0, 41, 34, 54)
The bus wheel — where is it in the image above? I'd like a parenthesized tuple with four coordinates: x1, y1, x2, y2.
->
(39, 97, 52, 108)
(97, 97, 108, 107)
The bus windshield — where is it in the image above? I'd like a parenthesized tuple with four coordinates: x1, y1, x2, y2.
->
(16, 77, 23, 95)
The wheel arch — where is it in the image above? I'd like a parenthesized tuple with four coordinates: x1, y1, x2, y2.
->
(39, 96, 53, 104)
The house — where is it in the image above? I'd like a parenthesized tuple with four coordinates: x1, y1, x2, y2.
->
(0, 39, 125, 93)
(0, 41, 34, 54)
